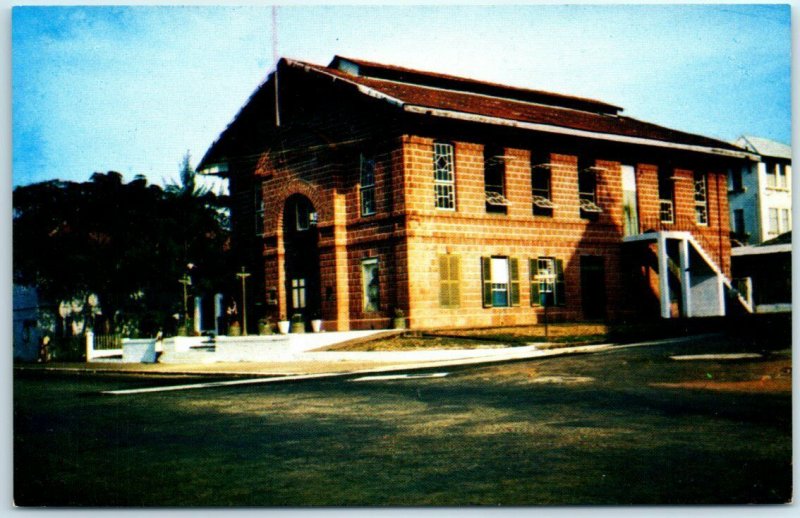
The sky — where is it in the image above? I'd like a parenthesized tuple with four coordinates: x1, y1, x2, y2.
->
(10, 4, 792, 188)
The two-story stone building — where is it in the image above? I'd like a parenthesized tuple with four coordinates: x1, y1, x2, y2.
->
(198, 56, 755, 331)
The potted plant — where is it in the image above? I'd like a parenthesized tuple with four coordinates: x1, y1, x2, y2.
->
(392, 308, 406, 330)
(228, 321, 241, 336)
(290, 313, 305, 334)
(310, 310, 323, 333)
(258, 317, 273, 336)
(277, 314, 290, 334)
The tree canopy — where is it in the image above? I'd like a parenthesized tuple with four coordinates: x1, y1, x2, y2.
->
(13, 167, 231, 336)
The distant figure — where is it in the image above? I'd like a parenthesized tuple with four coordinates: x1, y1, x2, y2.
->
(226, 299, 238, 326)
(38, 335, 50, 363)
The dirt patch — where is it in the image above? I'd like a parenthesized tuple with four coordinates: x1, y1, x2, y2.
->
(320, 333, 506, 351)
(651, 357, 791, 394)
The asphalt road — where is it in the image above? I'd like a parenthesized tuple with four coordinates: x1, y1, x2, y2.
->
(13, 334, 792, 506)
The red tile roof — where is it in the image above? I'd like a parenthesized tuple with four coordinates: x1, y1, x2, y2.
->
(298, 57, 743, 153)
(198, 56, 750, 172)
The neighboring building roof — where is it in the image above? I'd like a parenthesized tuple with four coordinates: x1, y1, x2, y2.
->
(198, 56, 755, 171)
(732, 231, 792, 256)
(761, 230, 792, 246)
(734, 136, 792, 160)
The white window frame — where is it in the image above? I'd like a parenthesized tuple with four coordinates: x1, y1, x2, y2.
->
(694, 172, 708, 226)
(291, 278, 306, 309)
(780, 208, 791, 234)
(768, 208, 780, 236)
(490, 257, 510, 308)
(433, 142, 456, 211)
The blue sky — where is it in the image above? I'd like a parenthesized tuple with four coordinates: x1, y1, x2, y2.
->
(11, 4, 792, 187)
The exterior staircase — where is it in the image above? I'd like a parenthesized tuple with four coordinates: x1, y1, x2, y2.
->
(624, 217, 753, 318)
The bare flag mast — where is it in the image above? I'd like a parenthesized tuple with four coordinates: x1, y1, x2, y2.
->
(273, 5, 281, 128)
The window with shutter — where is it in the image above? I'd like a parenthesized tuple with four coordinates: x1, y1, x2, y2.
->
(481, 257, 492, 307)
(531, 257, 566, 306)
(509, 258, 520, 306)
(439, 255, 461, 308)
(555, 258, 566, 306)
(482, 257, 517, 307)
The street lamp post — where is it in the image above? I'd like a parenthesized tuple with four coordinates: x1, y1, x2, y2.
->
(236, 267, 251, 336)
(179, 273, 192, 331)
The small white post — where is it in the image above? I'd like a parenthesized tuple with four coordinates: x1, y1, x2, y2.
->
(214, 293, 224, 335)
(85, 330, 94, 362)
(679, 238, 692, 318)
(657, 234, 671, 319)
(193, 296, 202, 334)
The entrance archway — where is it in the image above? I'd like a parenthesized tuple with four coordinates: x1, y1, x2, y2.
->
(283, 195, 321, 324)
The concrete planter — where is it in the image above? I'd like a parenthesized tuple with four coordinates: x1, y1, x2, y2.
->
(258, 322, 272, 335)
(290, 322, 305, 334)
(277, 321, 290, 334)
(311, 319, 323, 333)
(393, 317, 406, 330)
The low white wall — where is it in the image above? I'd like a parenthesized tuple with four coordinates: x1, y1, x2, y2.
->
(122, 339, 157, 363)
(162, 336, 208, 353)
(215, 335, 292, 362)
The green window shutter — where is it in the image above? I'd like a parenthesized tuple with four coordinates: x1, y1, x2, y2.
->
(439, 255, 461, 308)
(510, 257, 520, 306)
(555, 258, 566, 306)
(451, 255, 461, 308)
(530, 258, 540, 306)
(481, 257, 492, 307)
(439, 255, 450, 307)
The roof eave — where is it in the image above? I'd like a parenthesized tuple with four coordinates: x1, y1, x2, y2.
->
(403, 105, 756, 160)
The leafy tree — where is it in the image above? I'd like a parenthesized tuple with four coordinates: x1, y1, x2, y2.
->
(13, 166, 231, 338)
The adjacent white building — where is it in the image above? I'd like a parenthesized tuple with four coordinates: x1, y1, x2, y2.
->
(729, 136, 792, 245)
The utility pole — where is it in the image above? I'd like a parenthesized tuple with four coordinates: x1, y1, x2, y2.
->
(179, 273, 192, 330)
(236, 267, 251, 336)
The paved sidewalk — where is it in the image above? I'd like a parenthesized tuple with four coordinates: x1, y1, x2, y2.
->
(16, 335, 711, 388)
(19, 342, 617, 378)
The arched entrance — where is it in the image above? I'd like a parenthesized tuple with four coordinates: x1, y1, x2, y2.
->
(283, 194, 321, 324)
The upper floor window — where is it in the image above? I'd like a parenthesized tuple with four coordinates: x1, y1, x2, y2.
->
(531, 151, 554, 217)
(732, 208, 747, 240)
(694, 171, 708, 226)
(433, 142, 455, 210)
(578, 157, 602, 219)
(658, 166, 675, 224)
(728, 167, 744, 193)
(359, 154, 376, 216)
(254, 183, 265, 236)
(766, 162, 789, 190)
(484, 145, 509, 214)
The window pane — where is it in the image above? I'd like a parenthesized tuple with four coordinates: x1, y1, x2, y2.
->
(490, 257, 509, 283)
(769, 208, 779, 234)
(362, 259, 380, 312)
(694, 172, 708, 225)
(434, 142, 455, 209)
(781, 209, 790, 233)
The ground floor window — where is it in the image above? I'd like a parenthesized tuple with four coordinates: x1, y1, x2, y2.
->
(439, 255, 461, 308)
(530, 257, 566, 306)
(361, 258, 380, 312)
(481, 257, 520, 307)
(291, 278, 306, 309)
